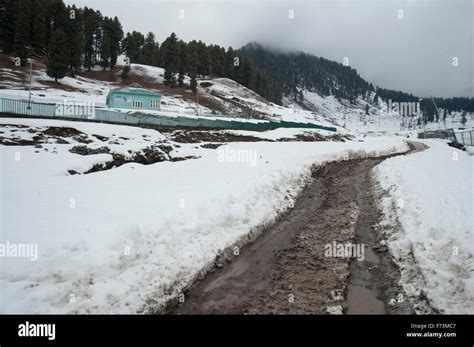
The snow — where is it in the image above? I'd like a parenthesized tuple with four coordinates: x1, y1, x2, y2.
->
(0, 117, 409, 313)
(1, 56, 473, 315)
(374, 140, 474, 313)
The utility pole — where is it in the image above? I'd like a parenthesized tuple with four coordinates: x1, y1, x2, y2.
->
(27, 58, 33, 110)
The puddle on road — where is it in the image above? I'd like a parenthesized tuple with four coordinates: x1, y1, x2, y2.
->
(346, 172, 385, 314)
(346, 285, 385, 314)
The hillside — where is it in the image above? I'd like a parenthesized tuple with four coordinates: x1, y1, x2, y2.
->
(0, 53, 342, 131)
(239, 43, 474, 130)
(240, 42, 370, 101)
(2, 52, 472, 136)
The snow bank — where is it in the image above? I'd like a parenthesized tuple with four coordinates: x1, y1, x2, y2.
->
(0, 118, 408, 313)
(374, 140, 473, 313)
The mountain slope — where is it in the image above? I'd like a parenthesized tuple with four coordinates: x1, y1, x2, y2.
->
(0, 53, 340, 131)
(240, 43, 474, 126)
(239, 42, 371, 102)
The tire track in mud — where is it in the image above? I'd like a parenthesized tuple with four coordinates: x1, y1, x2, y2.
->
(172, 142, 426, 314)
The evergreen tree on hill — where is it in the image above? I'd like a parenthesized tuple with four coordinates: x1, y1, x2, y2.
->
(83, 7, 102, 71)
(0, 0, 19, 53)
(186, 42, 199, 93)
(13, 0, 33, 65)
(46, 29, 68, 83)
(108, 16, 123, 70)
(64, 5, 83, 74)
(160, 32, 178, 86)
(122, 31, 144, 64)
(177, 40, 188, 87)
(31, 1, 47, 54)
(142, 32, 159, 66)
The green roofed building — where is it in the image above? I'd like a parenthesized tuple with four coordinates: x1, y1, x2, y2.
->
(106, 83, 162, 110)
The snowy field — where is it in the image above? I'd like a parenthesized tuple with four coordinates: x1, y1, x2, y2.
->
(374, 140, 473, 313)
(0, 117, 409, 313)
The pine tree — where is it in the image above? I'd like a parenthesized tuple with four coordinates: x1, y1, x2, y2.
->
(99, 16, 115, 71)
(31, 1, 47, 55)
(64, 5, 83, 74)
(142, 32, 158, 66)
(83, 8, 101, 71)
(109, 16, 123, 69)
(46, 29, 68, 83)
(121, 65, 130, 79)
(0, 0, 19, 53)
(177, 40, 187, 87)
(161, 32, 178, 86)
(186, 42, 199, 93)
(225, 47, 237, 80)
(196, 40, 209, 77)
(122, 31, 144, 64)
(14, 0, 33, 65)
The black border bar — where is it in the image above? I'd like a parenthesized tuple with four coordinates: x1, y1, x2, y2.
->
(0, 314, 473, 345)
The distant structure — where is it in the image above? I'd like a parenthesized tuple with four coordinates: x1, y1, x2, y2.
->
(106, 83, 162, 110)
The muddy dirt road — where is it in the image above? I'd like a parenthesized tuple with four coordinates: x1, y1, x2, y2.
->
(173, 142, 425, 315)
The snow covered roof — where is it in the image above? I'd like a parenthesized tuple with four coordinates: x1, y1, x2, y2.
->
(108, 83, 162, 97)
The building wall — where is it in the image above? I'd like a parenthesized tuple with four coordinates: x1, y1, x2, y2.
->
(107, 92, 161, 111)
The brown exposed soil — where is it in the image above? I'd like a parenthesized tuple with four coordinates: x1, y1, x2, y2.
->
(171, 142, 426, 315)
(169, 130, 272, 144)
(0, 125, 92, 145)
(82, 146, 168, 174)
(279, 132, 352, 142)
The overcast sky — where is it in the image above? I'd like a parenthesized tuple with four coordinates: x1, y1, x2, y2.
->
(65, 0, 473, 98)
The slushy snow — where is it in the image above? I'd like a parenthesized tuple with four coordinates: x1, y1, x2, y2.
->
(374, 140, 473, 313)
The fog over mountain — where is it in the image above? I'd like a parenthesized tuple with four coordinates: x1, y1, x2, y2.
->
(65, 0, 472, 98)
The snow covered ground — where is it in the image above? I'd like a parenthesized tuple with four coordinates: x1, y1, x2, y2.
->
(1, 55, 472, 315)
(374, 140, 473, 313)
(301, 90, 474, 136)
(0, 117, 409, 313)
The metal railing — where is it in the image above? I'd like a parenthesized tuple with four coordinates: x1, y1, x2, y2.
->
(418, 129, 456, 142)
(454, 129, 474, 146)
(418, 128, 473, 146)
